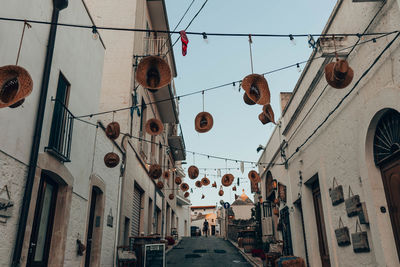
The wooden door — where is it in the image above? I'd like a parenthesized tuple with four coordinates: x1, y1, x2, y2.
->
(85, 188, 99, 267)
(381, 157, 400, 260)
(27, 175, 58, 267)
(312, 181, 331, 267)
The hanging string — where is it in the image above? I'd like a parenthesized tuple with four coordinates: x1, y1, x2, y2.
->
(202, 90, 205, 112)
(16, 21, 31, 65)
(248, 34, 254, 74)
(74, 32, 393, 120)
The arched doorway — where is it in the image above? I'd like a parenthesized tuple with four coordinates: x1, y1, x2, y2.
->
(373, 109, 400, 260)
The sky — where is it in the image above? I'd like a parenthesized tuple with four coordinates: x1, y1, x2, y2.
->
(164, 0, 337, 206)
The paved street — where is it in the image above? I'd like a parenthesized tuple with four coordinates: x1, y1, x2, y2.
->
(166, 236, 251, 267)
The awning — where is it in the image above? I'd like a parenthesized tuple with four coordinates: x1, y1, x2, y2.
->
(168, 135, 186, 161)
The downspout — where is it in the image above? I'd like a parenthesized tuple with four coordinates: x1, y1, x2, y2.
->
(11, 2, 67, 266)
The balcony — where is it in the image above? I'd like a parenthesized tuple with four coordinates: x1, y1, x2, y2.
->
(45, 99, 74, 162)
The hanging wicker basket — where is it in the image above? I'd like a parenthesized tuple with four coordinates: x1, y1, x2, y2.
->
(248, 170, 261, 183)
(175, 177, 182, 185)
(325, 59, 354, 89)
(201, 194, 205, 199)
(105, 122, 120, 140)
(149, 164, 162, 179)
(201, 176, 210, 186)
(241, 74, 270, 105)
(145, 118, 164, 136)
(104, 152, 120, 168)
(243, 92, 256, 105)
(212, 181, 217, 188)
(135, 56, 172, 90)
(232, 186, 237, 191)
(163, 171, 170, 179)
(262, 104, 275, 124)
(188, 165, 199, 179)
(194, 112, 214, 133)
(221, 174, 234, 187)
(219, 189, 224, 196)
(180, 183, 189, 192)
(0, 65, 33, 108)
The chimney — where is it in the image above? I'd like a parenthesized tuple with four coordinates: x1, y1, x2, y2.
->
(280, 92, 292, 113)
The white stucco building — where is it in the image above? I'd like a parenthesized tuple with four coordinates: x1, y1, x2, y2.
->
(257, 1, 400, 267)
(231, 190, 254, 220)
(0, 0, 121, 266)
(85, 0, 190, 250)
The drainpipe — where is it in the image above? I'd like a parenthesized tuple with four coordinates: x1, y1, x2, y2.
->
(11, 2, 67, 266)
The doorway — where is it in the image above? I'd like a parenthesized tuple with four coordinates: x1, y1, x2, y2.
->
(280, 206, 293, 256)
(310, 177, 331, 267)
(85, 186, 102, 267)
(27, 174, 58, 267)
(380, 157, 400, 260)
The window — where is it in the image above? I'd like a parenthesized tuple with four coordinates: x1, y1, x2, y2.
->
(46, 73, 73, 162)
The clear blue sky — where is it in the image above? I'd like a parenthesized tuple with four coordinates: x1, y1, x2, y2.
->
(165, 0, 337, 206)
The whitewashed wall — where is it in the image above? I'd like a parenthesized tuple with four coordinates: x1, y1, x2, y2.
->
(258, 1, 400, 267)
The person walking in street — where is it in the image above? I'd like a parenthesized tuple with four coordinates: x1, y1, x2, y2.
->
(203, 219, 209, 237)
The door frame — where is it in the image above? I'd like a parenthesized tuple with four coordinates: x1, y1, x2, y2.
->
(27, 174, 58, 267)
(380, 155, 400, 260)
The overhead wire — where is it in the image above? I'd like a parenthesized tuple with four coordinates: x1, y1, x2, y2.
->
(75, 31, 394, 119)
(0, 16, 395, 37)
(286, 31, 400, 163)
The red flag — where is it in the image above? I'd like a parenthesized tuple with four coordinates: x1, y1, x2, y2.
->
(180, 30, 189, 56)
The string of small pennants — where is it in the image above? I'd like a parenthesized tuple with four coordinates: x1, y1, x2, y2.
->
(0, 21, 357, 201)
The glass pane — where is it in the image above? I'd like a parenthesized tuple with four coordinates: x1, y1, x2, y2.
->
(34, 183, 54, 261)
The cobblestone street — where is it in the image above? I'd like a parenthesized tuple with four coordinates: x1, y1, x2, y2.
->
(166, 236, 251, 267)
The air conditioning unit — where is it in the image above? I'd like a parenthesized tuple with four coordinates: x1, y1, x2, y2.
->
(261, 216, 273, 237)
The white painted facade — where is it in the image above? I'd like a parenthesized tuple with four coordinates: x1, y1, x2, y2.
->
(257, 1, 400, 267)
(85, 0, 189, 249)
(0, 0, 122, 266)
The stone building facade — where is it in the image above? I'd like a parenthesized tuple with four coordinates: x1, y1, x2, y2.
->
(257, 1, 400, 266)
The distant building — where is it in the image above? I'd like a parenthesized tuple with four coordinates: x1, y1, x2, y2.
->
(231, 190, 254, 220)
(191, 206, 217, 236)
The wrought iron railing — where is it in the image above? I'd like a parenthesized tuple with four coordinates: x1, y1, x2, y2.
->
(45, 98, 74, 162)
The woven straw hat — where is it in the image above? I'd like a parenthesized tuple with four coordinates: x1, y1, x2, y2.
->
(194, 112, 214, 133)
(156, 181, 164, 189)
(0, 65, 33, 108)
(258, 112, 269, 125)
(248, 170, 261, 183)
(262, 104, 275, 124)
(175, 177, 182, 185)
(232, 186, 237, 191)
(221, 174, 234, 187)
(136, 56, 172, 90)
(149, 164, 162, 179)
(324, 59, 354, 89)
(201, 194, 205, 199)
(180, 183, 189, 192)
(243, 92, 256, 105)
(184, 192, 190, 198)
(241, 74, 270, 105)
(201, 176, 210, 186)
(188, 165, 199, 179)
(106, 122, 120, 140)
(195, 180, 202, 188)
(145, 118, 164, 136)
(163, 171, 170, 179)
(169, 194, 174, 200)
(9, 98, 25, 108)
(212, 181, 217, 188)
(219, 189, 224, 196)
(104, 152, 120, 168)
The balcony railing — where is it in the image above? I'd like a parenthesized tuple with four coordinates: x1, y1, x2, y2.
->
(144, 36, 168, 56)
(45, 98, 74, 162)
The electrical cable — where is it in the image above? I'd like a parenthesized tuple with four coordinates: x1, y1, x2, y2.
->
(75, 32, 394, 119)
(286, 4, 389, 144)
(0, 16, 395, 37)
(285, 31, 400, 163)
